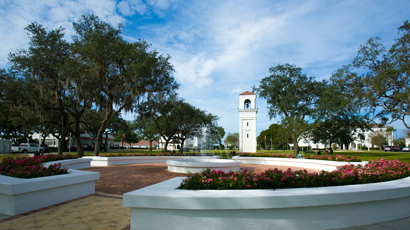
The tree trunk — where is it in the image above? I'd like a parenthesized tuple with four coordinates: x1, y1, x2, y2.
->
(292, 135, 299, 155)
(179, 138, 185, 154)
(164, 139, 170, 153)
(72, 118, 84, 157)
(149, 140, 152, 151)
(72, 132, 84, 157)
(103, 131, 108, 152)
(94, 110, 113, 156)
(57, 134, 66, 156)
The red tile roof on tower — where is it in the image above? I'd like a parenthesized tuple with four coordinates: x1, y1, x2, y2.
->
(239, 91, 255, 95)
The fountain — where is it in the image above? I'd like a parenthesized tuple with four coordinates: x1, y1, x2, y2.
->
(167, 129, 241, 173)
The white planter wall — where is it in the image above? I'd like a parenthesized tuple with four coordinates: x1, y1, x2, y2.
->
(0, 169, 99, 216)
(232, 156, 367, 171)
(84, 156, 220, 167)
(43, 158, 92, 169)
(124, 176, 410, 230)
(166, 159, 241, 173)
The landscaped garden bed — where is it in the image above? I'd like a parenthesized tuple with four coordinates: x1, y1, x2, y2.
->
(179, 158, 409, 190)
(0, 154, 78, 178)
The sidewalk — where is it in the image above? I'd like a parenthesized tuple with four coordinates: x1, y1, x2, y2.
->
(0, 193, 130, 230)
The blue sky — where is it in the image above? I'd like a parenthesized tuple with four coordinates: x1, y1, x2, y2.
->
(1, 0, 409, 138)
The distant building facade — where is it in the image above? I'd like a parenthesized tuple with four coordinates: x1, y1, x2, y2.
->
(32, 133, 120, 149)
(294, 125, 394, 150)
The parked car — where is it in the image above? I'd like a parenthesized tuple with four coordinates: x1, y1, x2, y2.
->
(12, 143, 44, 155)
(40, 144, 49, 153)
(391, 146, 402, 152)
(67, 146, 77, 151)
(384, 146, 392, 152)
(402, 147, 410, 152)
(82, 145, 94, 151)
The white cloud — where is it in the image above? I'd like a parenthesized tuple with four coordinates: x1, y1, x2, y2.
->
(173, 53, 214, 87)
(0, 0, 128, 67)
(117, 0, 147, 16)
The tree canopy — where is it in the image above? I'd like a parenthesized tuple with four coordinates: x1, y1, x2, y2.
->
(2, 14, 179, 155)
(253, 64, 320, 154)
(311, 66, 370, 149)
(352, 20, 410, 129)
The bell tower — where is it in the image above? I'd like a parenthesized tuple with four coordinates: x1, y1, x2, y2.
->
(238, 91, 257, 153)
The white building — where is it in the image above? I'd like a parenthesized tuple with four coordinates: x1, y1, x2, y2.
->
(32, 133, 120, 149)
(295, 125, 394, 150)
(157, 136, 201, 151)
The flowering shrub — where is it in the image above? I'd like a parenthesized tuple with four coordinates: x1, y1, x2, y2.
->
(239, 153, 361, 162)
(304, 154, 362, 162)
(0, 154, 76, 179)
(100, 152, 211, 157)
(179, 158, 410, 190)
(33, 154, 78, 163)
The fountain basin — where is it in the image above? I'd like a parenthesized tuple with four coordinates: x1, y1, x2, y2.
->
(166, 159, 241, 173)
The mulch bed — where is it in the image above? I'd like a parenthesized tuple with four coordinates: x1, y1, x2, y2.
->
(83, 163, 322, 195)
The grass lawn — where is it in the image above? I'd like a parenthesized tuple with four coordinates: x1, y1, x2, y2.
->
(334, 151, 410, 163)
(254, 150, 410, 163)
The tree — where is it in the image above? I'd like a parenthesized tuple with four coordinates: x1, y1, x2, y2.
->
(253, 64, 320, 155)
(311, 67, 370, 150)
(369, 131, 388, 150)
(71, 14, 178, 156)
(352, 20, 410, 129)
(7, 23, 74, 156)
(224, 132, 239, 149)
(114, 121, 139, 149)
(134, 116, 160, 151)
(393, 138, 406, 147)
(173, 102, 218, 153)
(386, 127, 396, 146)
(210, 126, 225, 148)
(137, 93, 182, 152)
(257, 123, 288, 150)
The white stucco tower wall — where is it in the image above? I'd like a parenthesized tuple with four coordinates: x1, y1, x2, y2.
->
(239, 91, 257, 153)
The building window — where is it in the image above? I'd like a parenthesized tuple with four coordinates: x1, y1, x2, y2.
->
(247, 122, 249, 126)
(247, 134, 249, 138)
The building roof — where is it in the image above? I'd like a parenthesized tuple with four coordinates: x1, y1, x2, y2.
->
(239, 91, 256, 95)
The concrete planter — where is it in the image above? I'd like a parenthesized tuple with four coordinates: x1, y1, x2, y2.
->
(232, 156, 367, 171)
(43, 158, 92, 169)
(0, 169, 99, 216)
(123, 176, 410, 230)
(84, 155, 220, 167)
(166, 159, 241, 173)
